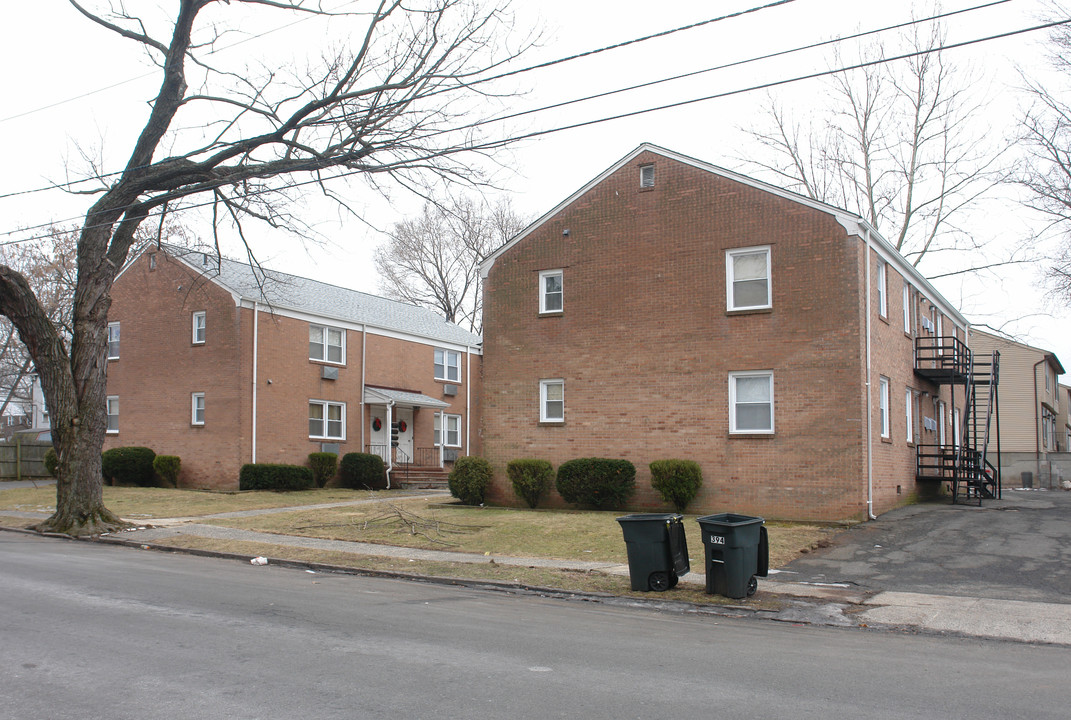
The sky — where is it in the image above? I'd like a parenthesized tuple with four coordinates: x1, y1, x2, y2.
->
(1, 0, 1069, 371)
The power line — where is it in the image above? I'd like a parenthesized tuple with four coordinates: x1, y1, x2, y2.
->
(1, 14, 1062, 247)
(0, 0, 797, 202)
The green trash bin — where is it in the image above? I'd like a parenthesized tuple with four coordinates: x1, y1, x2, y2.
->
(696, 513, 769, 599)
(616, 513, 690, 591)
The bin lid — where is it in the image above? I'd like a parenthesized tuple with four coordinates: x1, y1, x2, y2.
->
(696, 513, 764, 527)
(616, 513, 683, 524)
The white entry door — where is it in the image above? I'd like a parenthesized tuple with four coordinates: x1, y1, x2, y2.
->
(396, 408, 414, 462)
(369, 407, 389, 462)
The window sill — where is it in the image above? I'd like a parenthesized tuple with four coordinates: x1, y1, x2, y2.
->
(538, 311, 563, 318)
(728, 431, 774, 438)
(638, 186, 655, 193)
(192, 341, 205, 347)
(880, 436, 892, 444)
(878, 314, 890, 325)
(107, 357, 119, 362)
(106, 431, 119, 435)
(538, 421, 564, 427)
(434, 378, 462, 385)
(309, 437, 346, 443)
(309, 359, 345, 367)
(726, 307, 772, 317)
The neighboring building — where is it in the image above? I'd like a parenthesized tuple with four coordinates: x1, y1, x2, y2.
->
(105, 245, 481, 489)
(480, 143, 981, 522)
(970, 329, 1067, 488)
(1058, 383, 1071, 457)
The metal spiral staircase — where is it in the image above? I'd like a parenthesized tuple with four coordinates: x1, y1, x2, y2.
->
(914, 336, 1001, 505)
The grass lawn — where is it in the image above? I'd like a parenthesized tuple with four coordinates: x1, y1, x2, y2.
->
(0, 486, 399, 519)
(202, 496, 840, 569)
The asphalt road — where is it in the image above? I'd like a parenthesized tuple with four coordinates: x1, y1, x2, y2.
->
(3, 533, 1070, 719)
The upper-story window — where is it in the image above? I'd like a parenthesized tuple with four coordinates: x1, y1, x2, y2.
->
(539, 270, 563, 314)
(729, 371, 774, 434)
(191, 392, 205, 426)
(192, 311, 206, 345)
(879, 376, 890, 439)
(107, 322, 120, 360)
(877, 260, 888, 318)
(726, 246, 771, 311)
(434, 348, 461, 382)
(640, 164, 655, 188)
(902, 284, 911, 333)
(309, 324, 344, 364)
(1045, 364, 1052, 393)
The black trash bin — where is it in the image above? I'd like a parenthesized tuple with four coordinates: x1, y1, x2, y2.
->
(616, 513, 690, 591)
(696, 513, 769, 599)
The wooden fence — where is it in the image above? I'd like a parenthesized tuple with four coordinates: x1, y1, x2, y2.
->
(0, 439, 52, 479)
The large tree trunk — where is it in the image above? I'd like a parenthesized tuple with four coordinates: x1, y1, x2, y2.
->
(35, 426, 127, 536)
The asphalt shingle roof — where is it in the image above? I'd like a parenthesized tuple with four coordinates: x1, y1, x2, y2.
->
(168, 246, 481, 348)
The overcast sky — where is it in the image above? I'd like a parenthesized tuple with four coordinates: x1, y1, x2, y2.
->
(1, 0, 1068, 369)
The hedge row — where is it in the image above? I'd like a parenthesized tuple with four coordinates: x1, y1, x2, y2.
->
(450, 456, 704, 511)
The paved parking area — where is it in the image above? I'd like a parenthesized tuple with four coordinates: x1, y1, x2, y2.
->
(771, 489, 1071, 604)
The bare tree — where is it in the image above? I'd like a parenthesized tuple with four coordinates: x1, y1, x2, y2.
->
(374, 195, 525, 333)
(1017, 7, 1071, 301)
(0, 0, 530, 535)
(741, 20, 1005, 269)
(0, 231, 79, 422)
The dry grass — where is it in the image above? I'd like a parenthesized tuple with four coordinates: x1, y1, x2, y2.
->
(0, 486, 403, 519)
(144, 535, 789, 609)
(203, 497, 841, 569)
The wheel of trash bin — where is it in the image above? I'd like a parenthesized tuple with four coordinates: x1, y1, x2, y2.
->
(746, 575, 758, 597)
(648, 572, 670, 592)
(668, 571, 679, 589)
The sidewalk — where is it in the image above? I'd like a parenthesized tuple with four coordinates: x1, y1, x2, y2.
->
(6, 492, 1071, 645)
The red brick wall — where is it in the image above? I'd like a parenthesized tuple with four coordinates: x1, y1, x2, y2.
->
(482, 151, 966, 521)
(105, 251, 247, 489)
(107, 251, 482, 488)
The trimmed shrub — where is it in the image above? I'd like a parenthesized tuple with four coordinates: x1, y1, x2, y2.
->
(507, 459, 554, 508)
(649, 459, 703, 512)
(308, 452, 338, 488)
(43, 447, 59, 477)
(339, 453, 387, 490)
(448, 456, 493, 506)
(239, 463, 314, 491)
(101, 446, 157, 486)
(153, 455, 182, 488)
(555, 458, 636, 510)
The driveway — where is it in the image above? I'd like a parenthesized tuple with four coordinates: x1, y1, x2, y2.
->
(771, 489, 1071, 604)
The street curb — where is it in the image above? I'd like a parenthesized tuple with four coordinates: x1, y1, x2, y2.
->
(0, 523, 775, 621)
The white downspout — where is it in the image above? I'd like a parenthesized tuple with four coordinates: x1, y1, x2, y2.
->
(465, 345, 472, 459)
(251, 301, 259, 464)
(385, 399, 394, 489)
(360, 326, 366, 454)
(864, 229, 877, 520)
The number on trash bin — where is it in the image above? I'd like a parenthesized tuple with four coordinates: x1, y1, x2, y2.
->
(711, 536, 725, 545)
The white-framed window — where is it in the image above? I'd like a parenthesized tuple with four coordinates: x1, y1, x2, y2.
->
(879, 376, 890, 439)
(902, 284, 911, 333)
(191, 392, 205, 426)
(640, 164, 655, 188)
(309, 400, 345, 440)
(434, 348, 461, 382)
(539, 270, 563, 314)
(726, 246, 771, 311)
(905, 388, 914, 444)
(309, 324, 344, 364)
(106, 396, 119, 434)
(539, 379, 564, 423)
(876, 259, 888, 318)
(435, 413, 462, 447)
(1045, 365, 1052, 393)
(192, 311, 206, 345)
(107, 322, 120, 360)
(729, 371, 774, 434)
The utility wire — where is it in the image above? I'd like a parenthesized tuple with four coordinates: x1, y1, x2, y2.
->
(1, 14, 1062, 247)
(0, 0, 797, 201)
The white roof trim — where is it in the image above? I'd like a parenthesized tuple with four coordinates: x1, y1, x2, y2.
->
(480, 142, 968, 329)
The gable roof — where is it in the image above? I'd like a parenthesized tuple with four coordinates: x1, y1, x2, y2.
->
(481, 142, 968, 328)
(159, 245, 481, 350)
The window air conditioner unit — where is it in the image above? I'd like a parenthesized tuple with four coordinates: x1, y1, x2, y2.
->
(321, 443, 340, 454)
(322, 366, 338, 380)
(443, 384, 458, 396)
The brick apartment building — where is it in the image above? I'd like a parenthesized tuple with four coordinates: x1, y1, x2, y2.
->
(480, 144, 975, 522)
(105, 246, 481, 489)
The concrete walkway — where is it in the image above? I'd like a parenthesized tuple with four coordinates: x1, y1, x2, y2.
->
(6, 487, 1071, 645)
